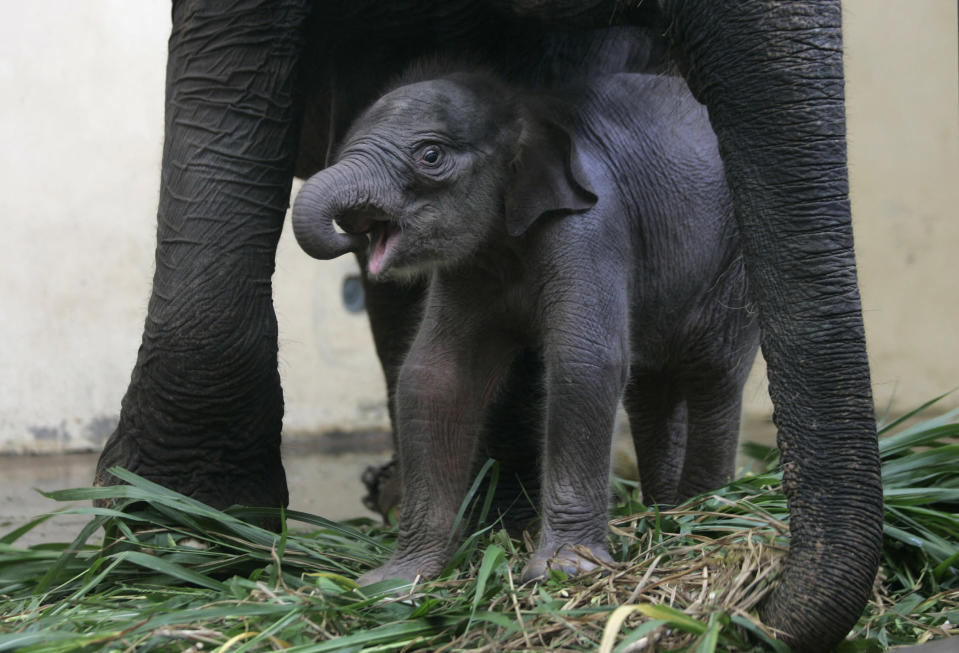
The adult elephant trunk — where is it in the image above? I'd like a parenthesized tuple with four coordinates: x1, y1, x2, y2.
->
(292, 161, 373, 260)
(662, 1, 883, 651)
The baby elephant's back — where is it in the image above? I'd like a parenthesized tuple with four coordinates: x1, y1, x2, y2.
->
(573, 72, 731, 231)
(567, 72, 745, 342)
(570, 72, 739, 266)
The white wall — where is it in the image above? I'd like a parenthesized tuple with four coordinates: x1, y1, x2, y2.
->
(1, 1, 956, 453)
(1, 2, 167, 452)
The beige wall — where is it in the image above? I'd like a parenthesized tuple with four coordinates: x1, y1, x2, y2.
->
(743, 0, 959, 420)
(1, 2, 957, 453)
(848, 0, 959, 413)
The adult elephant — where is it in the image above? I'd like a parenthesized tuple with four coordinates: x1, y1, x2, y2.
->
(94, 1, 883, 650)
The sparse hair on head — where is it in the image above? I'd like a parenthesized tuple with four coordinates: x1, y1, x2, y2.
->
(382, 56, 520, 114)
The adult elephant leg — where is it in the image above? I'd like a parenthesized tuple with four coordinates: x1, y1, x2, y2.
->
(662, 2, 883, 650)
(94, 0, 311, 519)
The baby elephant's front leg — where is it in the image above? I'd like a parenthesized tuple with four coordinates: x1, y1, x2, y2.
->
(523, 330, 630, 580)
(358, 337, 511, 585)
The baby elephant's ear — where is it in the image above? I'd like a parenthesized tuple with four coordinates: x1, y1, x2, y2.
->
(505, 118, 598, 237)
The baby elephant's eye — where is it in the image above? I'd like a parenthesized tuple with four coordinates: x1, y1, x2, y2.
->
(418, 145, 443, 167)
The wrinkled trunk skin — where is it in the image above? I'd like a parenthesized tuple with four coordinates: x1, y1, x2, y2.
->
(292, 162, 370, 260)
(94, 0, 311, 521)
(662, 1, 883, 650)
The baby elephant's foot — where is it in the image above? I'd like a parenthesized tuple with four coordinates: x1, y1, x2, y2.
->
(521, 542, 613, 581)
(357, 562, 418, 587)
(357, 553, 445, 587)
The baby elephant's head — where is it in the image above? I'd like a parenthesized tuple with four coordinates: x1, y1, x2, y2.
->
(293, 70, 595, 279)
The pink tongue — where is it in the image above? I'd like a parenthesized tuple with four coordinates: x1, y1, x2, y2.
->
(369, 226, 389, 275)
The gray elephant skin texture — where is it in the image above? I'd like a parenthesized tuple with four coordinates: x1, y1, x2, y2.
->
(293, 64, 761, 586)
(94, 2, 883, 651)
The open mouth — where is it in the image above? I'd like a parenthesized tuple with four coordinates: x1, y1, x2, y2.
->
(335, 208, 397, 276)
(367, 221, 398, 276)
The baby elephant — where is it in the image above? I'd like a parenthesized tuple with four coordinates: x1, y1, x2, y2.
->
(293, 65, 759, 584)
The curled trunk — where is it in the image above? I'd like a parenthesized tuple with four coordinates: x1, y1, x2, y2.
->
(292, 162, 373, 260)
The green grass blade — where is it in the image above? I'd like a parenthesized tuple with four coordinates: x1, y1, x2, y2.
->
(448, 458, 496, 546)
(877, 390, 956, 435)
(694, 612, 720, 653)
(0, 513, 55, 546)
(610, 619, 667, 653)
(729, 615, 791, 653)
(467, 542, 505, 632)
(33, 514, 108, 594)
(105, 550, 227, 591)
(634, 604, 706, 635)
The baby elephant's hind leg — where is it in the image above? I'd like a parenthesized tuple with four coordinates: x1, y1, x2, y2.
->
(480, 349, 544, 536)
(675, 372, 749, 502)
(622, 374, 688, 507)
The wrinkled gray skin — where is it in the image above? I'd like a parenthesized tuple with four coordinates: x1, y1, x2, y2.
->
(96, 2, 883, 650)
(294, 67, 761, 584)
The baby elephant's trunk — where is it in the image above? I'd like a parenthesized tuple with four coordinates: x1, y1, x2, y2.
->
(292, 163, 370, 260)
